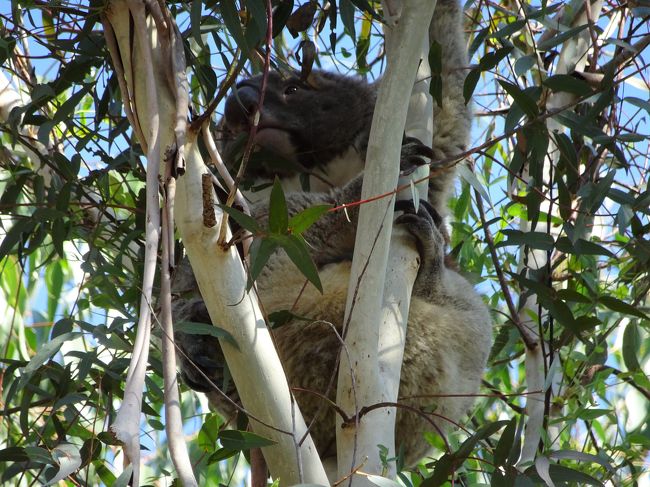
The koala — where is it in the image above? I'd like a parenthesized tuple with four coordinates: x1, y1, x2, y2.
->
(173, 0, 492, 468)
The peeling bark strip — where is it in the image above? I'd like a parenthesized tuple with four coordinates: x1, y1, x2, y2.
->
(201, 173, 217, 228)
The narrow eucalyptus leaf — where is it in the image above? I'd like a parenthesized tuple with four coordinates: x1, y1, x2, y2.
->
(269, 177, 289, 233)
(218, 430, 276, 450)
(175, 322, 238, 348)
(247, 237, 278, 290)
(288, 204, 331, 234)
(219, 204, 260, 233)
(622, 323, 641, 371)
(276, 234, 322, 293)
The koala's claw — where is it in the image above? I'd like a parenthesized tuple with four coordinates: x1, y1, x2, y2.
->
(400, 137, 434, 174)
(394, 199, 446, 298)
(395, 199, 443, 228)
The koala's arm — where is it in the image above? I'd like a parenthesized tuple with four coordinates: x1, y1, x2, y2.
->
(428, 0, 471, 212)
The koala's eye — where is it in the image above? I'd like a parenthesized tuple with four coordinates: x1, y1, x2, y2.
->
(284, 85, 299, 95)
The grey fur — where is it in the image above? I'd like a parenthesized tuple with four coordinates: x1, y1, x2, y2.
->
(174, 0, 492, 467)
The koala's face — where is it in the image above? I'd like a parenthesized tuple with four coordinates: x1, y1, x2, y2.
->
(223, 71, 375, 172)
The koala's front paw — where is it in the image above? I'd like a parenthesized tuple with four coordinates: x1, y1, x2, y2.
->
(394, 199, 445, 299)
(400, 136, 434, 175)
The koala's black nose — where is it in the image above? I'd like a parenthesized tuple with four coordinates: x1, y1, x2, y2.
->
(224, 84, 260, 129)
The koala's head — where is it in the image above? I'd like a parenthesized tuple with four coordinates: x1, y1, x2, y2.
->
(222, 70, 375, 174)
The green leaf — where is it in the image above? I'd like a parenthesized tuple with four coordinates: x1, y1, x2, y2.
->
(267, 309, 309, 328)
(457, 164, 489, 201)
(220, 0, 250, 54)
(52, 86, 88, 124)
(46, 260, 64, 321)
(428, 40, 442, 74)
(247, 0, 268, 42)
(218, 430, 276, 450)
(494, 417, 517, 466)
(463, 68, 480, 105)
(537, 25, 589, 51)
(269, 177, 289, 233)
(18, 332, 81, 389)
(599, 296, 648, 320)
(288, 204, 331, 234)
(576, 408, 611, 420)
(0, 446, 29, 462)
(497, 230, 555, 251)
(347, 0, 381, 20)
(548, 450, 614, 473)
(578, 170, 615, 214)
(490, 19, 526, 39)
(514, 55, 536, 77)
(422, 453, 452, 486)
(44, 443, 82, 486)
(625, 96, 650, 115)
(175, 322, 238, 348)
(555, 289, 591, 304)
(0, 219, 36, 259)
(545, 464, 604, 486)
(219, 205, 261, 233)
(0, 36, 16, 65)
(498, 80, 539, 118)
(544, 74, 592, 96)
(339, 0, 356, 37)
(198, 414, 222, 452)
(622, 323, 641, 371)
(272, 0, 294, 38)
(190, 0, 204, 47)
(479, 46, 512, 71)
(454, 420, 509, 459)
(274, 234, 322, 293)
(79, 438, 102, 467)
(207, 448, 239, 464)
(247, 237, 278, 290)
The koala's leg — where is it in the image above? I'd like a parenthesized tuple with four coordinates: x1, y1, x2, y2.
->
(428, 0, 471, 212)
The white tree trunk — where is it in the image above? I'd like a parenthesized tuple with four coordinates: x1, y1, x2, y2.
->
(103, 1, 327, 484)
(336, 1, 436, 483)
(175, 135, 328, 485)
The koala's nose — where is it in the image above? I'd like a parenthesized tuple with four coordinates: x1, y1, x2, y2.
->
(224, 85, 259, 129)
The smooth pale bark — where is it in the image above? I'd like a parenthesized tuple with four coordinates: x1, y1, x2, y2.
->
(103, 2, 180, 485)
(175, 135, 328, 485)
(104, 2, 327, 484)
(517, 0, 605, 467)
(336, 0, 436, 483)
(376, 26, 434, 481)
